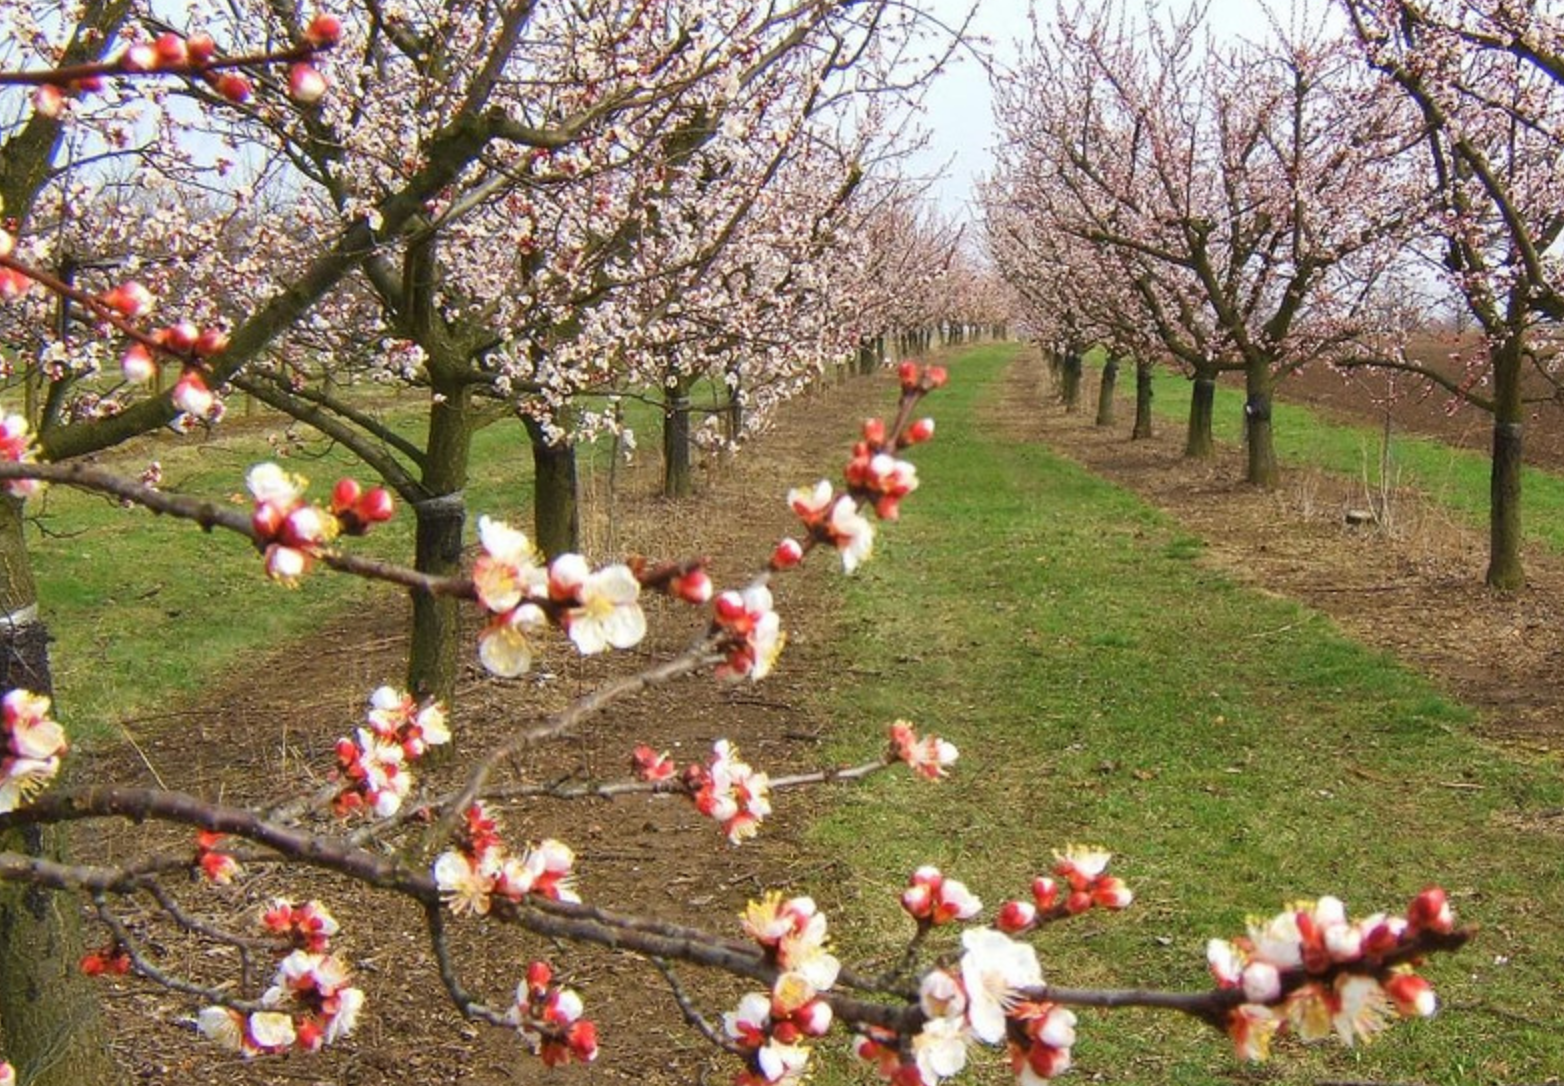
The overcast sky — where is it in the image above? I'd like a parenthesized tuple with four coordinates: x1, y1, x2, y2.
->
(910, 0, 1334, 221)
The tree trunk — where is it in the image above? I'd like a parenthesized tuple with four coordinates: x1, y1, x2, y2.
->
(1133, 359, 1155, 440)
(1487, 336, 1525, 589)
(0, 498, 124, 1086)
(723, 367, 744, 442)
(662, 381, 693, 499)
(407, 385, 474, 704)
(1061, 350, 1083, 412)
(1095, 355, 1118, 427)
(1243, 363, 1278, 488)
(856, 339, 875, 377)
(1185, 375, 1216, 458)
(525, 415, 579, 559)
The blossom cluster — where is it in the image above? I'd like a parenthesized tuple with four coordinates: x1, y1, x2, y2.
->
(432, 802, 580, 916)
(859, 927, 1061, 1086)
(630, 722, 957, 845)
(197, 947, 364, 1056)
(1206, 889, 1453, 1059)
(195, 830, 243, 885)
(28, 13, 341, 118)
(995, 846, 1134, 934)
(0, 689, 66, 813)
(248, 463, 393, 586)
(331, 685, 450, 817)
(854, 854, 1134, 1085)
(506, 961, 599, 1066)
(712, 584, 785, 681)
(901, 867, 982, 927)
(778, 361, 943, 573)
(686, 740, 773, 844)
(263, 899, 341, 953)
(473, 516, 648, 677)
(115, 315, 232, 425)
(725, 894, 842, 1084)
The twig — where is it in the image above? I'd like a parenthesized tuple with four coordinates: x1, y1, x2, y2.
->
(651, 957, 740, 1054)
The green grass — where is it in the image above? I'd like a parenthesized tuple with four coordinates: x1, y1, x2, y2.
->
(805, 343, 1564, 1085)
(1141, 366, 1564, 552)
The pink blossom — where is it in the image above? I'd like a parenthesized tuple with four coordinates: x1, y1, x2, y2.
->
(472, 516, 545, 613)
(0, 413, 42, 500)
(478, 602, 548, 677)
(694, 740, 771, 843)
(172, 370, 217, 418)
(508, 962, 598, 1066)
(888, 720, 958, 779)
(713, 585, 786, 681)
(632, 745, 675, 781)
(901, 866, 981, 926)
(558, 560, 646, 655)
(959, 928, 1042, 1045)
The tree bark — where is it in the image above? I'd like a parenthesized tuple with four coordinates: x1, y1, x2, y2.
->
(0, 498, 124, 1086)
(1185, 375, 1217, 458)
(1133, 359, 1155, 440)
(1487, 336, 1525, 589)
(1095, 354, 1119, 427)
(662, 380, 694, 499)
(525, 415, 580, 559)
(407, 385, 474, 704)
(1243, 363, 1278, 488)
(856, 339, 876, 377)
(1060, 350, 1083, 412)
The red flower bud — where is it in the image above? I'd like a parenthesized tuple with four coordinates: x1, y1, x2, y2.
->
(102, 281, 154, 318)
(862, 417, 886, 445)
(713, 590, 746, 623)
(215, 73, 252, 103)
(356, 487, 394, 523)
(331, 477, 362, 513)
(193, 327, 229, 357)
(527, 960, 553, 993)
(163, 321, 199, 352)
(1408, 886, 1454, 934)
(186, 33, 217, 65)
(905, 417, 935, 444)
(996, 899, 1037, 933)
(924, 365, 948, 388)
(897, 361, 919, 390)
(251, 502, 285, 541)
(154, 32, 188, 67)
(671, 567, 712, 605)
(771, 537, 803, 570)
(305, 13, 344, 47)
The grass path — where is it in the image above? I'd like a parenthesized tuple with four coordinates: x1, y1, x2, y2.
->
(809, 342, 1562, 1085)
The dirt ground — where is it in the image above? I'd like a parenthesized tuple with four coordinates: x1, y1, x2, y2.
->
(81, 344, 1564, 1084)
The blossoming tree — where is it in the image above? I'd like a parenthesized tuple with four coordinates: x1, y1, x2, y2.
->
(0, 5, 1474, 1086)
(987, 0, 1418, 486)
(1338, 0, 1564, 588)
